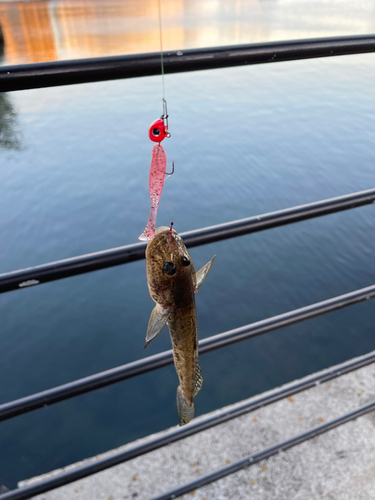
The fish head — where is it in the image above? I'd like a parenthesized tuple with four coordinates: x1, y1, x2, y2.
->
(145, 226, 195, 307)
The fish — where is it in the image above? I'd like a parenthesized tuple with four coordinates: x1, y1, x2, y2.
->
(139, 144, 167, 241)
(145, 226, 215, 425)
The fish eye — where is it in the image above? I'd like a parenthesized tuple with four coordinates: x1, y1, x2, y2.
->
(181, 255, 190, 266)
(164, 262, 177, 276)
(152, 128, 161, 137)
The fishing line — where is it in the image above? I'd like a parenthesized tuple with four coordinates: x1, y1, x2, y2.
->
(139, 0, 172, 241)
(158, 0, 166, 102)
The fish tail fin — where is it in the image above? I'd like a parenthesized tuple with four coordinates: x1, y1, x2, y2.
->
(176, 386, 195, 426)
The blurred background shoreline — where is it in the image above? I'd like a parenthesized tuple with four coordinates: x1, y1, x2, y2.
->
(1, 0, 375, 65)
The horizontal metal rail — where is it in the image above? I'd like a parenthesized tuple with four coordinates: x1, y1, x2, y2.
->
(150, 399, 375, 500)
(1, 351, 375, 500)
(1, 35, 375, 92)
(0, 188, 374, 294)
(1, 282, 375, 422)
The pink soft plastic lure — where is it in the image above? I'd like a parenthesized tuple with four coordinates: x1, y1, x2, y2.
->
(139, 143, 167, 241)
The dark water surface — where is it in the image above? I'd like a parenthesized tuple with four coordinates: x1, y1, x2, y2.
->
(1, 0, 375, 491)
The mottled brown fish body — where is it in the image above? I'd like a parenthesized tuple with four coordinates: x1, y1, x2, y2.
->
(169, 302, 198, 406)
(145, 226, 214, 425)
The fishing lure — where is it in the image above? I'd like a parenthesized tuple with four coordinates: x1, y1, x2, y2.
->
(139, 100, 173, 241)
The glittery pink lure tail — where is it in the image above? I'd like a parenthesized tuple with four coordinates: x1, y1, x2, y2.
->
(139, 144, 167, 241)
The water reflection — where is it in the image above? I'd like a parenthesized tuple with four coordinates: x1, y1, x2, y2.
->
(0, 0, 184, 64)
(0, 94, 22, 150)
(0, 23, 4, 60)
(1, 0, 375, 65)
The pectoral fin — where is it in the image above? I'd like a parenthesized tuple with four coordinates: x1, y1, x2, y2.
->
(195, 255, 216, 293)
(144, 305, 170, 348)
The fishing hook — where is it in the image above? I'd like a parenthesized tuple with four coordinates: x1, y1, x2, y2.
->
(165, 161, 174, 176)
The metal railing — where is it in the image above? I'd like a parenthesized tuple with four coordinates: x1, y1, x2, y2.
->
(2, 351, 375, 500)
(0, 188, 374, 293)
(1, 34, 375, 92)
(1, 34, 375, 500)
(1, 275, 375, 424)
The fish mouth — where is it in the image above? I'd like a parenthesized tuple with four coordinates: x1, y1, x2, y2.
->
(148, 227, 172, 253)
(147, 226, 184, 258)
(154, 226, 179, 246)
(155, 226, 170, 235)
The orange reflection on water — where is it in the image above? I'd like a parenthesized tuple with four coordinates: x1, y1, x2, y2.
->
(0, 0, 185, 64)
(0, 1, 57, 63)
(2, 0, 374, 65)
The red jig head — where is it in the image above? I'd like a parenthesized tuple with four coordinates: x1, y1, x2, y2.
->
(149, 99, 171, 143)
(148, 118, 169, 143)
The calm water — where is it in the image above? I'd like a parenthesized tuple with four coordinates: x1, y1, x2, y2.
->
(1, 0, 375, 491)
